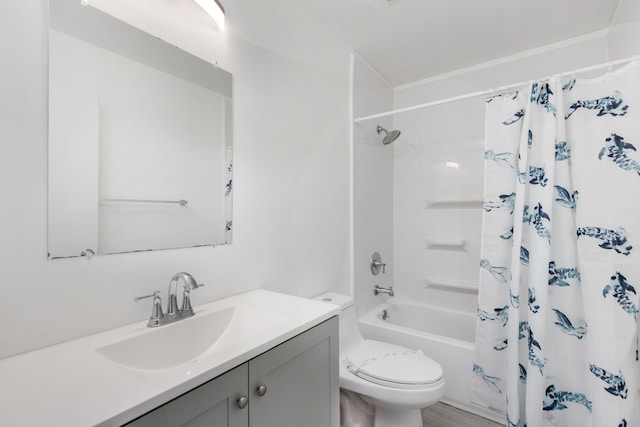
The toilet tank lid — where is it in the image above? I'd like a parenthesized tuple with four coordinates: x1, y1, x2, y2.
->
(312, 292, 353, 310)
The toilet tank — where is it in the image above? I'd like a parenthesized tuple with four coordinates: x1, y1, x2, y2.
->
(313, 293, 364, 353)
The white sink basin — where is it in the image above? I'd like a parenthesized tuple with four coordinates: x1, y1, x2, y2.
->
(97, 304, 287, 370)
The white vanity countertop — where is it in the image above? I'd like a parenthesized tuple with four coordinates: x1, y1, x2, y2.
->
(0, 290, 340, 426)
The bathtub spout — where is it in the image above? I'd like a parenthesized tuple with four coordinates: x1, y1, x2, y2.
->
(374, 285, 394, 297)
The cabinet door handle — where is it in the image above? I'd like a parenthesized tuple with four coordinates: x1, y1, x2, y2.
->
(237, 395, 248, 409)
(256, 384, 267, 397)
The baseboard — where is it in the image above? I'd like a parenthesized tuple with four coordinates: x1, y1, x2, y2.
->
(439, 397, 505, 425)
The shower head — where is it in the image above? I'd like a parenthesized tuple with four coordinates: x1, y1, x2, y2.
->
(377, 125, 401, 145)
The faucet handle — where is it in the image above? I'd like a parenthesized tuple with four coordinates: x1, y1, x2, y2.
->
(371, 252, 386, 275)
(135, 291, 165, 327)
(134, 290, 161, 302)
(180, 283, 204, 318)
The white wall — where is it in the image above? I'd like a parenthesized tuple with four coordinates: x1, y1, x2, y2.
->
(352, 56, 394, 316)
(608, 0, 640, 61)
(0, 0, 351, 359)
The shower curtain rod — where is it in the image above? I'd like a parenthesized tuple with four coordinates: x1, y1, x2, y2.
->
(353, 54, 639, 123)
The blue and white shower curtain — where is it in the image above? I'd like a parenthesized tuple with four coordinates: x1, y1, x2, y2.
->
(473, 60, 640, 427)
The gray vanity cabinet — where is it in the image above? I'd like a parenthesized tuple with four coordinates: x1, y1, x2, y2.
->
(125, 364, 248, 427)
(248, 316, 338, 427)
(125, 317, 338, 427)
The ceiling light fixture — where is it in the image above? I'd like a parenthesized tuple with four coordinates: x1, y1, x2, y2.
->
(193, 0, 225, 30)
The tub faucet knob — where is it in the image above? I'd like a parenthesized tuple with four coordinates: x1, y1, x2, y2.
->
(371, 252, 386, 275)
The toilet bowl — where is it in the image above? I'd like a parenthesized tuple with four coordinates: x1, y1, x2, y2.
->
(315, 293, 444, 427)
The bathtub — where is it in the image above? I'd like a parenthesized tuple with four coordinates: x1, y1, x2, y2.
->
(358, 301, 504, 423)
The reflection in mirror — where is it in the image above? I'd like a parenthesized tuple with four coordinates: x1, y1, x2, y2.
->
(48, 0, 232, 259)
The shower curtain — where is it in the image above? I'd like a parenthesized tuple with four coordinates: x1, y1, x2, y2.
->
(473, 60, 640, 427)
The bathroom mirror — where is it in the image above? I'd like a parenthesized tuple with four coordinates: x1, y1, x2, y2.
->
(47, 0, 233, 258)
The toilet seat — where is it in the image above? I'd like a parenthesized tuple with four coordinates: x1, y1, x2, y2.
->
(344, 340, 443, 389)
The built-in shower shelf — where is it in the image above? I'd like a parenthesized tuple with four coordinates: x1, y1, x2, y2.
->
(424, 277, 479, 294)
(425, 238, 468, 251)
(425, 198, 483, 209)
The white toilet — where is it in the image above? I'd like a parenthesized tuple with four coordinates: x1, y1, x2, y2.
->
(316, 293, 444, 427)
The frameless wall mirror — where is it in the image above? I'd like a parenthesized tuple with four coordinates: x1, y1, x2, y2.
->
(48, 0, 233, 259)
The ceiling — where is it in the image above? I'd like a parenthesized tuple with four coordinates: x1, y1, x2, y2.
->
(300, 0, 630, 87)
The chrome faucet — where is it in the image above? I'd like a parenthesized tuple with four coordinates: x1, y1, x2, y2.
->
(168, 272, 204, 319)
(374, 285, 394, 297)
(135, 272, 204, 328)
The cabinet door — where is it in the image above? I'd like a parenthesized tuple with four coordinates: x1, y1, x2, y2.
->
(248, 316, 339, 427)
(125, 364, 248, 427)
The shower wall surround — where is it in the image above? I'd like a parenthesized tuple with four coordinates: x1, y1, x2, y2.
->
(391, 38, 613, 314)
(0, 0, 351, 359)
(356, 20, 640, 316)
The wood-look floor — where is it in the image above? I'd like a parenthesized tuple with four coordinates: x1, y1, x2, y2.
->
(422, 403, 505, 427)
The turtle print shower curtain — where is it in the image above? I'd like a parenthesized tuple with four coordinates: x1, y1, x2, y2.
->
(473, 60, 640, 427)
